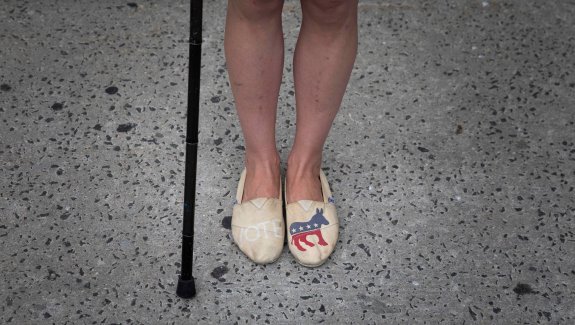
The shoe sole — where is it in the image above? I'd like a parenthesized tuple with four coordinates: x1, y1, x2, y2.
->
(293, 255, 329, 268)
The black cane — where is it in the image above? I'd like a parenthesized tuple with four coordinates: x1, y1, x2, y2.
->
(176, 0, 203, 299)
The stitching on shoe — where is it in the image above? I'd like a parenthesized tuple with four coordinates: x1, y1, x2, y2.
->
(285, 199, 326, 207)
(231, 225, 285, 232)
(234, 197, 281, 205)
(287, 222, 339, 233)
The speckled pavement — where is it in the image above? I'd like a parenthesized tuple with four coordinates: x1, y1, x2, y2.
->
(1, 0, 574, 324)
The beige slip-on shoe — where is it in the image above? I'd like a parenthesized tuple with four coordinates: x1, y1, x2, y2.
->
(285, 168, 339, 267)
(231, 167, 285, 264)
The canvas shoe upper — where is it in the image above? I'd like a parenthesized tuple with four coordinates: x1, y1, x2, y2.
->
(285, 169, 339, 267)
(231, 167, 285, 264)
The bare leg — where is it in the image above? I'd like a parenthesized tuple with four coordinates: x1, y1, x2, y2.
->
(224, 0, 285, 202)
(286, 0, 359, 203)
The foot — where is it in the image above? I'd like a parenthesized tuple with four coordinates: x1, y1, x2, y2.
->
(241, 153, 281, 203)
(285, 152, 323, 204)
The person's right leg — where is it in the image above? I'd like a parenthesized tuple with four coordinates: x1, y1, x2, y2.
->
(224, 0, 285, 202)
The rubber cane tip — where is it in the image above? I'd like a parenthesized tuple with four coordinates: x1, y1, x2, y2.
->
(176, 276, 197, 299)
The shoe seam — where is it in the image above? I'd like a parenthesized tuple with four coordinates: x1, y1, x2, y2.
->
(285, 201, 336, 208)
(234, 197, 282, 206)
(286, 222, 339, 229)
(231, 224, 284, 231)
(293, 255, 329, 268)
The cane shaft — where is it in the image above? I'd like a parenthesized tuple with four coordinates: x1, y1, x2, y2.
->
(180, 0, 202, 283)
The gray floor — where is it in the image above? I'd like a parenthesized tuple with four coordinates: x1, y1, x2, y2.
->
(1, 0, 574, 324)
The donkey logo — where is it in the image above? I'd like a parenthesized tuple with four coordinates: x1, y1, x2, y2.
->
(289, 208, 330, 252)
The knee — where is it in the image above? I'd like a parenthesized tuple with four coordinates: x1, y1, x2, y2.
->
(302, 0, 358, 26)
(229, 0, 284, 21)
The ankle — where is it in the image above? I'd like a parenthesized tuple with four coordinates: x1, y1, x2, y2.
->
(244, 151, 280, 171)
(286, 151, 322, 176)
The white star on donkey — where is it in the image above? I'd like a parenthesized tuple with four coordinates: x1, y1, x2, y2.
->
(306, 225, 311, 229)
(313, 223, 318, 228)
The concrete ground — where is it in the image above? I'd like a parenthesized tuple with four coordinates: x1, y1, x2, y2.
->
(1, 0, 574, 324)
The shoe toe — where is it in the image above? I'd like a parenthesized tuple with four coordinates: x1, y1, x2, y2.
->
(231, 198, 285, 265)
(232, 227, 284, 264)
(286, 203, 339, 267)
(289, 225, 338, 267)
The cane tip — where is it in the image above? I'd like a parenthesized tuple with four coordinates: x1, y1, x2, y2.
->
(176, 276, 197, 299)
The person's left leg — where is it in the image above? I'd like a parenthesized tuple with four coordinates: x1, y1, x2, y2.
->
(286, 0, 358, 204)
